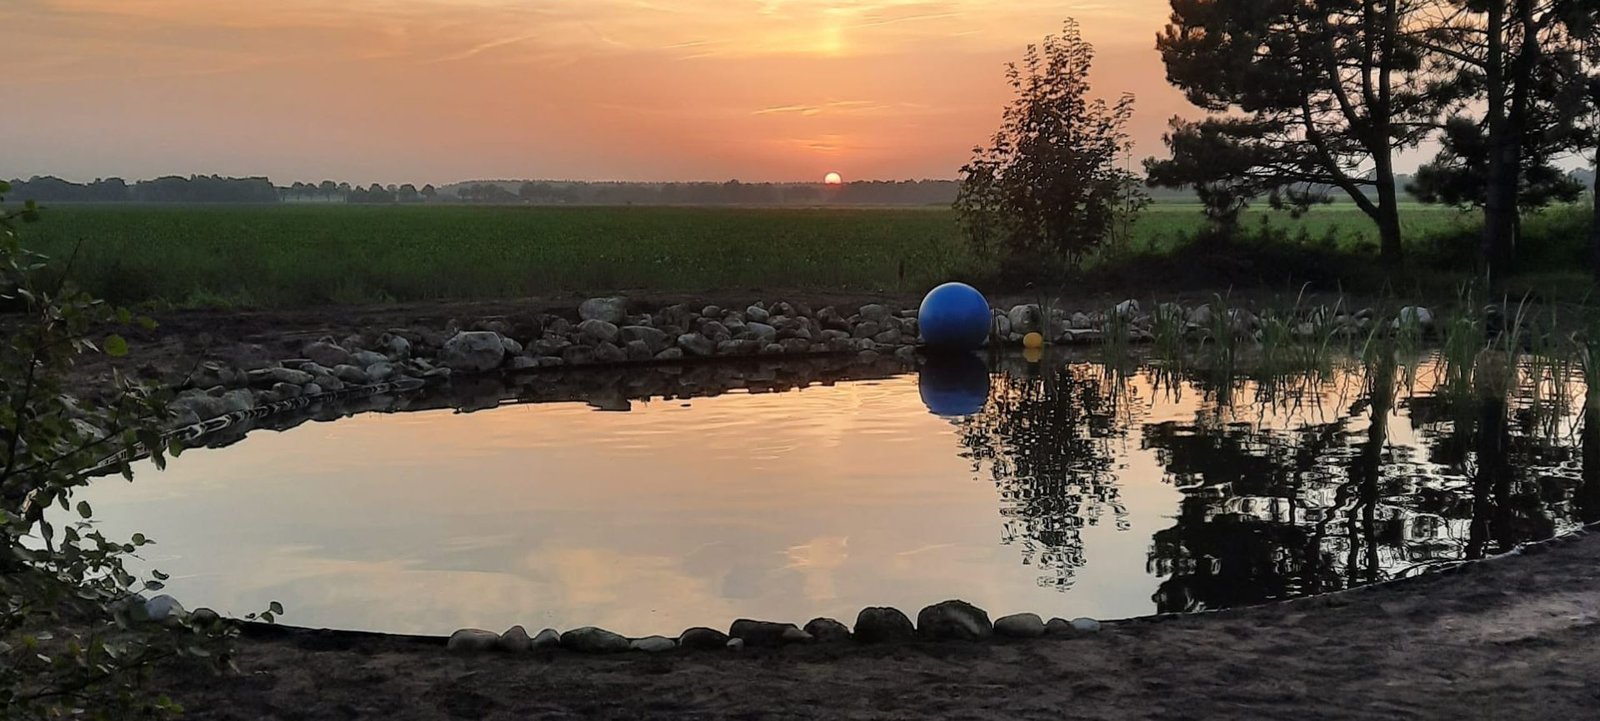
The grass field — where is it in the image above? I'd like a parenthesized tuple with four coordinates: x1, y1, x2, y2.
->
(10, 202, 1511, 307)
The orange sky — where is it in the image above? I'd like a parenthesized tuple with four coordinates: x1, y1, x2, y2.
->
(2, 0, 1194, 184)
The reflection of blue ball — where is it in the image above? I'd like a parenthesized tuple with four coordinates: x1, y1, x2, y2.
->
(919, 351, 990, 417)
(918, 282, 991, 350)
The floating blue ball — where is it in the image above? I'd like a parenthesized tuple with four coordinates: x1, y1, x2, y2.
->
(918, 282, 991, 350)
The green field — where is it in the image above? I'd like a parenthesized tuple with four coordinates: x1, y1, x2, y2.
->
(14, 202, 1489, 307)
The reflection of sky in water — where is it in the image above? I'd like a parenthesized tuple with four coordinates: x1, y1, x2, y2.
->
(79, 357, 1595, 636)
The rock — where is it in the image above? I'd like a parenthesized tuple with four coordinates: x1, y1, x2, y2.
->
(1070, 617, 1102, 633)
(591, 342, 627, 364)
(726, 638, 745, 651)
(745, 322, 778, 343)
(859, 304, 893, 322)
(762, 343, 786, 355)
(247, 367, 314, 387)
(560, 626, 631, 653)
(301, 341, 353, 368)
(729, 619, 808, 647)
(577, 319, 621, 345)
(677, 333, 715, 357)
(894, 346, 918, 364)
(144, 594, 186, 622)
(440, 331, 507, 373)
(532, 628, 562, 649)
(269, 381, 304, 399)
(365, 362, 396, 382)
(332, 364, 369, 385)
(994, 613, 1046, 638)
(803, 617, 852, 643)
(533, 338, 572, 357)
(745, 305, 770, 322)
(351, 349, 389, 368)
(1396, 306, 1434, 330)
(170, 391, 227, 424)
(506, 355, 539, 371)
(1114, 299, 1140, 318)
(854, 607, 915, 643)
(579, 297, 629, 325)
(301, 382, 323, 397)
(817, 306, 850, 330)
(853, 320, 882, 339)
(917, 600, 992, 641)
(189, 607, 221, 626)
(1008, 304, 1041, 334)
(619, 325, 669, 353)
(655, 347, 685, 361)
(312, 374, 346, 392)
(1188, 305, 1215, 327)
(220, 389, 256, 414)
(701, 304, 723, 318)
(856, 350, 881, 363)
(500, 336, 523, 355)
(873, 327, 902, 345)
(678, 627, 730, 650)
(448, 628, 500, 652)
(497, 625, 533, 652)
(700, 320, 733, 343)
(630, 636, 677, 653)
(1045, 617, 1074, 635)
(561, 345, 595, 365)
(625, 340, 653, 361)
(380, 333, 413, 360)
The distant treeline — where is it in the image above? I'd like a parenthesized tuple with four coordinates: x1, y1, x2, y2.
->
(8, 170, 1593, 206)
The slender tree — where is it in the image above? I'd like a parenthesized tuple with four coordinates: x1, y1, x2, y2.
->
(1147, 0, 1445, 259)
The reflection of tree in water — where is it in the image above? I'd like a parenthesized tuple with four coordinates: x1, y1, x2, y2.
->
(955, 359, 1133, 589)
(1142, 355, 1592, 614)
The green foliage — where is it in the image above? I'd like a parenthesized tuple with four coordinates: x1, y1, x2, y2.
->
(954, 20, 1148, 280)
(0, 185, 265, 719)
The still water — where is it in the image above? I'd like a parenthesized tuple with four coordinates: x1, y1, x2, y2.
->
(83, 353, 1600, 636)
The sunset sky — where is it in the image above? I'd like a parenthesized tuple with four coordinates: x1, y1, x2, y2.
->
(3, 0, 1194, 184)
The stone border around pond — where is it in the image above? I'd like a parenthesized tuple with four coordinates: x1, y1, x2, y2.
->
(109, 293, 1508, 658)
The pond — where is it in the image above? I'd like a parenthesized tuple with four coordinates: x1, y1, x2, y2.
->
(82, 351, 1600, 636)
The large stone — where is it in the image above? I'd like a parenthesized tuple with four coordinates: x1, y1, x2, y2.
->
(854, 607, 915, 643)
(678, 627, 730, 650)
(619, 325, 670, 353)
(745, 305, 770, 322)
(379, 333, 413, 360)
(220, 389, 256, 414)
(531, 628, 562, 649)
(1008, 304, 1042, 334)
(577, 319, 620, 345)
(994, 613, 1046, 638)
(365, 362, 397, 382)
(917, 600, 992, 641)
(247, 367, 314, 387)
(700, 320, 733, 343)
(624, 340, 653, 361)
(729, 619, 809, 647)
(579, 297, 628, 325)
(332, 364, 370, 385)
(630, 636, 677, 653)
(440, 331, 507, 373)
(592, 342, 628, 364)
(859, 304, 893, 323)
(448, 628, 500, 652)
(745, 322, 778, 343)
(677, 333, 715, 358)
(560, 626, 630, 653)
(497, 625, 533, 652)
(301, 341, 353, 368)
(351, 349, 389, 368)
(803, 617, 852, 643)
(144, 594, 186, 622)
(1070, 617, 1102, 633)
(1396, 306, 1434, 330)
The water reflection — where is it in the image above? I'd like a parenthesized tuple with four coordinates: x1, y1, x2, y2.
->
(76, 351, 1599, 634)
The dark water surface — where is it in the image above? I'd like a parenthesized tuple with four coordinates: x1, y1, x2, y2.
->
(83, 353, 1600, 636)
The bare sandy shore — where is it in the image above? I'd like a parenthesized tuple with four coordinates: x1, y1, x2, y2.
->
(162, 529, 1600, 720)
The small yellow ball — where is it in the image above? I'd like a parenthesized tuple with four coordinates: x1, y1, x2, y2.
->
(1023, 347, 1044, 363)
(1023, 332, 1045, 349)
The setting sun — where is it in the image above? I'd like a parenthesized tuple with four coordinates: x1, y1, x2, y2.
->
(824, 172, 844, 185)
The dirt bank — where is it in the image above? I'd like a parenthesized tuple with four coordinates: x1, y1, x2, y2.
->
(160, 530, 1600, 720)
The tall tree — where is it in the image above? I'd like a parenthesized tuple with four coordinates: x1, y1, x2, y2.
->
(1146, 0, 1443, 259)
(1414, 0, 1598, 279)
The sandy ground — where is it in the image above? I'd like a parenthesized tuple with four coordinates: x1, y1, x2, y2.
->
(161, 529, 1600, 721)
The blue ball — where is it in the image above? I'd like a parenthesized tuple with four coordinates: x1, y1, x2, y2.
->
(918, 282, 991, 350)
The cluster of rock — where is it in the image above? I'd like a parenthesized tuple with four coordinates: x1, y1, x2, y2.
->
(167, 297, 927, 428)
(992, 299, 1438, 346)
(446, 600, 1102, 654)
